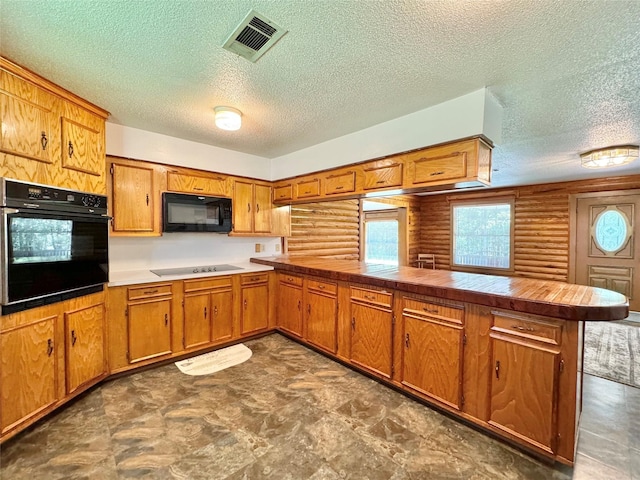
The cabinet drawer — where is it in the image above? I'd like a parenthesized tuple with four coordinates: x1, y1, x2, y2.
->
(402, 297, 464, 324)
(184, 276, 232, 292)
(307, 279, 337, 295)
(363, 163, 402, 190)
(279, 273, 303, 287)
(167, 172, 228, 196)
(492, 312, 562, 345)
(296, 178, 320, 198)
(325, 171, 355, 195)
(128, 283, 173, 301)
(241, 273, 269, 285)
(350, 287, 392, 307)
(273, 184, 293, 202)
(410, 154, 467, 185)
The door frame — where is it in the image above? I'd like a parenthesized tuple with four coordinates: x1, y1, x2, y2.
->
(568, 188, 640, 285)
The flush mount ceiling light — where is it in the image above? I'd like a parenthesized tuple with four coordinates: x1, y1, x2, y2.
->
(214, 106, 242, 131)
(580, 145, 639, 169)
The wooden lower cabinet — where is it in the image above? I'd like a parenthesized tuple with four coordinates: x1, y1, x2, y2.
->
(128, 299, 172, 363)
(0, 316, 58, 436)
(401, 297, 465, 410)
(240, 273, 269, 335)
(64, 302, 107, 395)
(305, 280, 338, 353)
(488, 312, 563, 454)
(277, 274, 303, 337)
(183, 277, 234, 349)
(349, 287, 394, 379)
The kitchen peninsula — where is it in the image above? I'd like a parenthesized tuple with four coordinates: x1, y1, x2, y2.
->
(251, 255, 629, 465)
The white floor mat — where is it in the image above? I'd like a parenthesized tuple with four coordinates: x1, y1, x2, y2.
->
(175, 344, 252, 376)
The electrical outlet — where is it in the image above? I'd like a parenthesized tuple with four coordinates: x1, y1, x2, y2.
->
(275, 243, 281, 252)
(255, 243, 262, 253)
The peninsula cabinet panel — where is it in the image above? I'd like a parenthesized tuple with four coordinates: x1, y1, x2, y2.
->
(0, 70, 57, 165)
(64, 303, 106, 395)
(306, 282, 338, 353)
(128, 299, 172, 363)
(277, 274, 303, 337)
(111, 162, 155, 233)
(350, 299, 393, 379)
(401, 298, 465, 410)
(0, 316, 58, 436)
(489, 315, 562, 454)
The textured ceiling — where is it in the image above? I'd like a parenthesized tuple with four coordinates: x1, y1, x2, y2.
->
(1, 0, 640, 186)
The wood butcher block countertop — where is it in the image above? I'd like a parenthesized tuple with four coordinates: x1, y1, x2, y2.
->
(251, 256, 629, 321)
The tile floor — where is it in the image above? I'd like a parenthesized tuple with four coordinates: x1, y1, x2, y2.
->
(0, 334, 638, 479)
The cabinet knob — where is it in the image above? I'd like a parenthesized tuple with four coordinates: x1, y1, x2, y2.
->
(214, 306, 218, 316)
(41, 131, 48, 150)
(495, 360, 500, 379)
(244, 299, 248, 309)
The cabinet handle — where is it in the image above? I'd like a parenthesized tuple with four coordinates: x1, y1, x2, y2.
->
(244, 299, 248, 309)
(164, 313, 168, 326)
(68, 141, 74, 158)
(204, 307, 207, 319)
(405, 333, 410, 348)
(376, 180, 385, 184)
(247, 203, 251, 213)
(41, 131, 48, 150)
(143, 289, 158, 295)
(297, 300, 301, 311)
(335, 186, 344, 190)
(307, 304, 311, 315)
(495, 360, 500, 379)
(511, 324, 535, 332)
(193, 187, 204, 191)
(318, 284, 325, 289)
(351, 317, 356, 330)
(304, 190, 311, 194)
(47, 339, 54, 356)
(71, 330, 77, 346)
(429, 171, 444, 176)
(423, 307, 438, 314)
(214, 306, 218, 316)
(146, 194, 149, 206)
(256, 203, 260, 213)
(364, 294, 375, 300)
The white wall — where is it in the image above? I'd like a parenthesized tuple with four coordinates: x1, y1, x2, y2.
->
(106, 123, 271, 180)
(270, 88, 503, 180)
(109, 234, 280, 273)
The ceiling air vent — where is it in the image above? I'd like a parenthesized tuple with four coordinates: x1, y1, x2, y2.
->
(222, 10, 287, 63)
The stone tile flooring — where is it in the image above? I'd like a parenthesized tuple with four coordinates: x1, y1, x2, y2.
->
(0, 334, 638, 479)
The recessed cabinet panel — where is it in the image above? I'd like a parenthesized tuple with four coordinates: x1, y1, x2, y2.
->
(277, 281, 303, 337)
(167, 172, 228, 196)
(306, 290, 337, 353)
(112, 163, 155, 232)
(1, 316, 58, 435)
(254, 184, 272, 233)
(273, 184, 293, 202)
(211, 290, 234, 342)
(233, 180, 254, 233)
(409, 153, 467, 185)
(241, 283, 269, 334)
(363, 163, 402, 190)
(325, 171, 355, 195)
(65, 304, 106, 395)
(296, 178, 320, 198)
(61, 116, 102, 176)
(128, 299, 172, 363)
(183, 292, 211, 349)
(350, 302, 393, 378)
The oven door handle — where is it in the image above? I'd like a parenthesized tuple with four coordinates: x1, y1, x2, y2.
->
(1, 208, 19, 215)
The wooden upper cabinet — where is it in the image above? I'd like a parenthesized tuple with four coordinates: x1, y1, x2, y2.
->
(233, 180, 255, 233)
(167, 171, 229, 196)
(325, 170, 355, 195)
(0, 69, 57, 164)
(363, 162, 403, 190)
(296, 178, 321, 199)
(273, 183, 293, 202)
(254, 184, 272, 233)
(61, 103, 104, 177)
(64, 303, 106, 395)
(110, 162, 155, 233)
(0, 315, 58, 436)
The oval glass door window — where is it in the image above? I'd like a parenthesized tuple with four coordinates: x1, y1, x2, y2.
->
(594, 209, 630, 253)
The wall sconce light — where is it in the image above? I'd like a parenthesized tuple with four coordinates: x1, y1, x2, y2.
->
(580, 145, 639, 169)
(214, 106, 242, 131)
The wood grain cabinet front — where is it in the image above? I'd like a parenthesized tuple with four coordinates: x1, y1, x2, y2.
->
(324, 171, 355, 195)
(0, 315, 58, 437)
(109, 161, 157, 234)
(167, 171, 229, 196)
(233, 180, 273, 235)
(362, 162, 403, 190)
(277, 274, 304, 337)
(349, 287, 393, 379)
(183, 277, 234, 349)
(488, 311, 563, 454)
(305, 279, 338, 353)
(60, 102, 104, 179)
(240, 273, 269, 335)
(401, 297, 465, 410)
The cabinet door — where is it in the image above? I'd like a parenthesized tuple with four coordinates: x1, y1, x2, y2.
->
(167, 172, 228, 196)
(306, 291, 337, 353)
(350, 302, 393, 378)
(112, 163, 155, 232)
(61, 114, 102, 176)
(402, 315, 463, 409)
(211, 289, 234, 342)
(489, 336, 559, 453)
(254, 184, 272, 233)
(241, 284, 269, 334)
(234, 180, 254, 233)
(0, 71, 56, 164)
(65, 304, 106, 395)
(183, 292, 211, 349)
(1, 316, 58, 435)
(277, 282, 303, 337)
(128, 299, 172, 363)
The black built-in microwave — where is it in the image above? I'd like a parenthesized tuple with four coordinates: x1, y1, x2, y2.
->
(162, 192, 232, 233)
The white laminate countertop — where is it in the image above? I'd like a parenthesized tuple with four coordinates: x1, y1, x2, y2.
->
(108, 261, 273, 287)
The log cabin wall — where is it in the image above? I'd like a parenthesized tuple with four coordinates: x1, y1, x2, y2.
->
(419, 175, 640, 281)
(286, 200, 360, 259)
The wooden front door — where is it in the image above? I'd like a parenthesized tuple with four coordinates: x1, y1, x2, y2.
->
(575, 192, 640, 311)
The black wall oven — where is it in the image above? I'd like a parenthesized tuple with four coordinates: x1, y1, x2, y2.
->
(0, 179, 109, 315)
